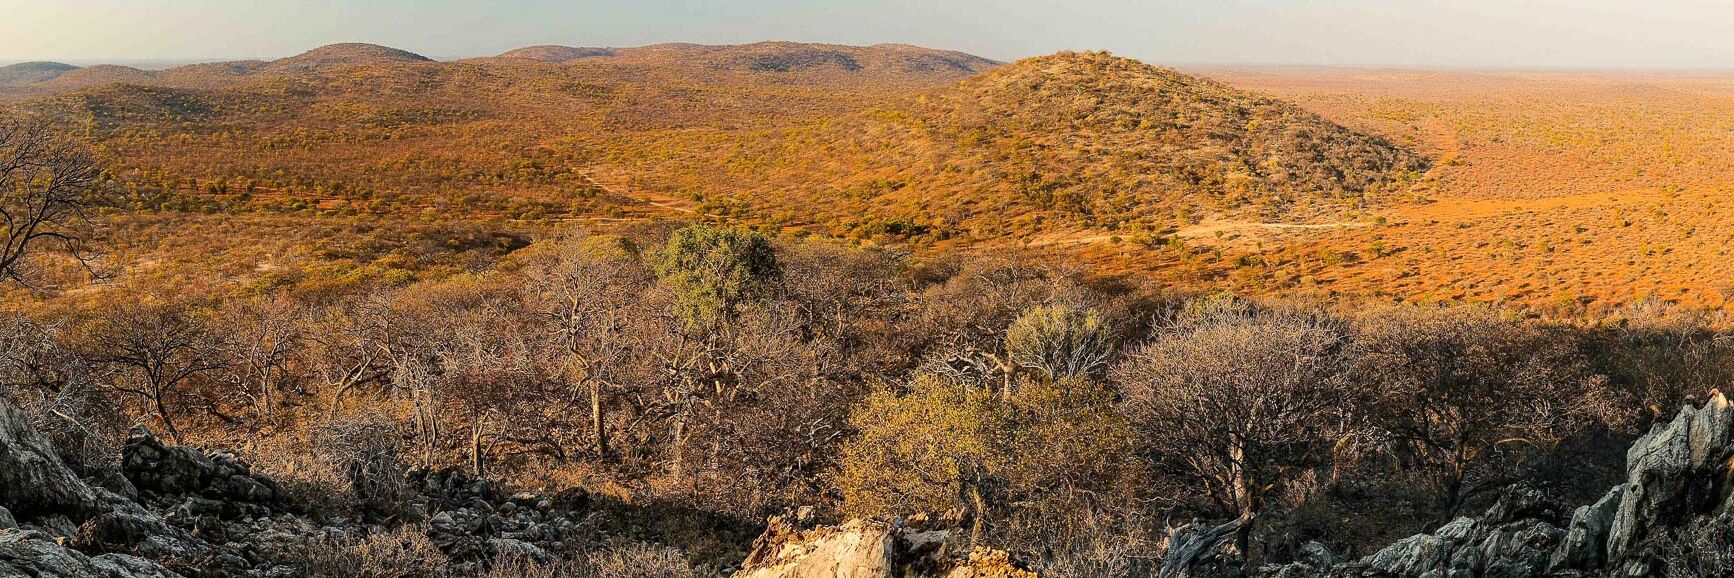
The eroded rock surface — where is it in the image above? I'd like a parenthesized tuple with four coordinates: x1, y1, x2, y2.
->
(1251, 391, 1734, 578)
(734, 513, 1034, 578)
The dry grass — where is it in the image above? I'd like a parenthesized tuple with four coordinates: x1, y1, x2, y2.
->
(1031, 68, 1734, 313)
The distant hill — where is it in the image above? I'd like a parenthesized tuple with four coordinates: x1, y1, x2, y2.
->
(611, 42, 998, 75)
(642, 51, 1428, 239)
(490, 41, 998, 83)
(495, 45, 617, 62)
(1, 41, 995, 104)
(258, 43, 433, 74)
(39, 65, 158, 90)
(0, 61, 78, 85)
(157, 60, 267, 85)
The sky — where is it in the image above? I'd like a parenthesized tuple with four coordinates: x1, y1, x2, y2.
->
(4, 0, 1734, 69)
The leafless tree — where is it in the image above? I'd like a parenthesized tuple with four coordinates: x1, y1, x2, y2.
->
(1351, 305, 1612, 514)
(1114, 300, 1352, 556)
(90, 301, 228, 444)
(520, 235, 654, 459)
(0, 116, 108, 285)
(217, 295, 304, 425)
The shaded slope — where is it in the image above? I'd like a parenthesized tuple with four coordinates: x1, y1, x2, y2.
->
(0, 61, 77, 85)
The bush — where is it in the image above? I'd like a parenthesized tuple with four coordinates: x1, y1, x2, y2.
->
(578, 542, 703, 578)
(1351, 305, 1613, 513)
(834, 374, 1136, 545)
(297, 525, 444, 578)
(1113, 299, 1352, 552)
(312, 414, 411, 521)
(1005, 304, 1116, 380)
(649, 224, 781, 328)
(1658, 513, 1734, 578)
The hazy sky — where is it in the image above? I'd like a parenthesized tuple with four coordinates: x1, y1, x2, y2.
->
(5, 0, 1734, 69)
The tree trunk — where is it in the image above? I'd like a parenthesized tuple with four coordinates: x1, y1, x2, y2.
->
(590, 381, 609, 458)
(151, 389, 182, 444)
(670, 413, 687, 481)
(968, 482, 988, 546)
(471, 414, 487, 478)
(1229, 443, 1257, 557)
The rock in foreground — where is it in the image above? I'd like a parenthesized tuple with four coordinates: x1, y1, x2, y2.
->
(734, 513, 1034, 578)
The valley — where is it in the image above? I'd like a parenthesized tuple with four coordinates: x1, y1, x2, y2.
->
(7, 44, 1730, 313)
(5, 34, 1734, 578)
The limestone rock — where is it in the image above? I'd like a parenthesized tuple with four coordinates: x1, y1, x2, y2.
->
(1606, 391, 1734, 565)
(0, 530, 184, 578)
(0, 400, 103, 521)
(1548, 484, 1623, 571)
(734, 515, 1034, 578)
(121, 429, 280, 509)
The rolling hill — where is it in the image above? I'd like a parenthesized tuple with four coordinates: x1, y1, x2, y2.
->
(618, 51, 1428, 240)
(258, 43, 434, 74)
(495, 45, 617, 62)
(488, 41, 999, 84)
(37, 64, 159, 90)
(0, 61, 77, 85)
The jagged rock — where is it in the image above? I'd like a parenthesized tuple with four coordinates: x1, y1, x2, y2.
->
(1364, 532, 1453, 576)
(1297, 542, 1333, 570)
(1606, 391, 1734, 570)
(733, 515, 1035, 578)
(0, 401, 104, 521)
(1158, 520, 1244, 578)
(0, 530, 184, 578)
(0, 508, 14, 531)
(121, 429, 279, 509)
(1549, 484, 1623, 571)
(1321, 490, 1566, 578)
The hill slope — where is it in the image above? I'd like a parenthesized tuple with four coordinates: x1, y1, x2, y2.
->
(38, 65, 158, 90)
(260, 43, 433, 73)
(0, 61, 77, 85)
(490, 41, 998, 84)
(496, 45, 617, 62)
(632, 51, 1428, 239)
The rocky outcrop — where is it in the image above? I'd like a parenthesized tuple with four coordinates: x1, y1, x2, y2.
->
(733, 513, 1034, 578)
(122, 429, 281, 510)
(1250, 488, 1566, 578)
(1249, 391, 1734, 578)
(0, 530, 183, 578)
(1603, 392, 1734, 575)
(1549, 484, 1623, 572)
(0, 395, 607, 578)
(0, 401, 105, 521)
(409, 467, 576, 570)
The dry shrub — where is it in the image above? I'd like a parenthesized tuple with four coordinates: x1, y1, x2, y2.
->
(579, 542, 702, 578)
(298, 524, 444, 578)
(312, 414, 412, 521)
(481, 543, 701, 578)
(485, 551, 577, 578)
(1657, 513, 1734, 578)
(1030, 513, 1161, 578)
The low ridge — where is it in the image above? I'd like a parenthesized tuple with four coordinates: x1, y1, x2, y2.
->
(695, 50, 1428, 238)
(38, 64, 157, 90)
(261, 42, 433, 73)
(0, 61, 78, 85)
(495, 45, 617, 62)
(493, 41, 998, 81)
